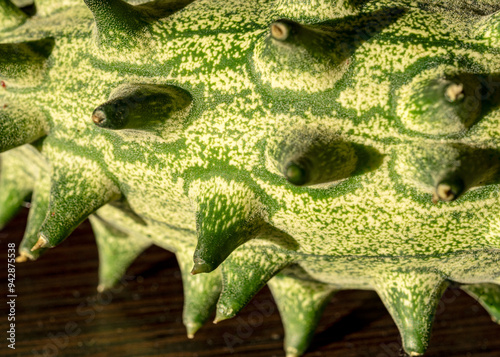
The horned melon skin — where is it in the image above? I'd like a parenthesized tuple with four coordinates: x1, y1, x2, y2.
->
(1, 0, 500, 355)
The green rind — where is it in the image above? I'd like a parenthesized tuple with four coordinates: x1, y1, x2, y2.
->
(374, 270, 449, 356)
(215, 241, 291, 322)
(176, 245, 222, 338)
(19, 165, 50, 260)
(89, 214, 151, 292)
(0, 148, 36, 229)
(37, 140, 121, 249)
(268, 273, 337, 357)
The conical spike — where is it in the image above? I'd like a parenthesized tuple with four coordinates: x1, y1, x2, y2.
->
(176, 246, 222, 338)
(18, 167, 50, 260)
(88, 215, 151, 292)
(190, 178, 267, 274)
(215, 244, 291, 322)
(0, 103, 49, 153)
(0, 0, 27, 30)
(475, 10, 500, 46)
(269, 9, 404, 63)
(254, 9, 405, 92)
(269, 128, 383, 187)
(268, 274, 337, 357)
(0, 152, 34, 229)
(84, 0, 194, 47)
(399, 143, 500, 203)
(92, 84, 192, 130)
(35, 150, 121, 249)
(461, 283, 500, 323)
(397, 69, 485, 136)
(0, 38, 55, 80)
(373, 270, 449, 356)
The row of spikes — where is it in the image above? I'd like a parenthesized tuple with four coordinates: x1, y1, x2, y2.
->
(4, 144, 500, 357)
(85, 83, 500, 206)
(1, 140, 500, 356)
(3, 92, 498, 265)
(2, 0, 499, 44)
(25, 197, 500, 357)
(2, 10, 498, 80)
(92, 225, 500, 357)
(56, 206, 500, 357)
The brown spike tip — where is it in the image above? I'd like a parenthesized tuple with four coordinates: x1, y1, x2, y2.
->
(190, 261, 213, 275)
(92, 109, 106, 125)
(270, 22, 290, 41)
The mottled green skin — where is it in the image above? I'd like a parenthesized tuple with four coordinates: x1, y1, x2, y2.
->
(2, 0, 500, 356)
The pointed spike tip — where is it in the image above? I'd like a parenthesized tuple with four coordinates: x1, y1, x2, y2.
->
(190, 261, 214, 275)
(214, 307, 235, 324)
(185, 321, 202, 339)
(31, 235, 49, 251)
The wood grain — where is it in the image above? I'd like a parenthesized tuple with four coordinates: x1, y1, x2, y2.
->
(1, 209, 500, 357)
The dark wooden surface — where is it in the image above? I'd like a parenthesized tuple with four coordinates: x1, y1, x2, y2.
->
(2, 209, 500, 357)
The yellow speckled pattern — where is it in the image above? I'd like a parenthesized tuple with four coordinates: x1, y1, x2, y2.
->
(1, 0, 500, 355)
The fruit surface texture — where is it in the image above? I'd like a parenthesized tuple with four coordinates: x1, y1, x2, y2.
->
(2, 0, 500, 356)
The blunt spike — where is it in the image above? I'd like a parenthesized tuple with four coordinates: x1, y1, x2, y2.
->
(374, 270, 449, 356)
(0, 152, 34, 229)
(215, 244, 291, 323)
(0, 103, 49, 153)
(89, 215, 151, 292)
(0, 38, 55, 81)
(268, 129, 383, 187)
(399, 143, 500, 203)
(189, 178, 267, 274)
(176, 246, 222, 338)
(397, 69, 486, 136)
(268, 274, 337, 357)
(253, 9, 405, 92)
(19, 168, 50, 260)
(35, 150, 121, 249)
(84, 0, 195, 47)
(0, 0, 27, 30)
(92, 84, 192, 130)
(461, 284, 500, 323)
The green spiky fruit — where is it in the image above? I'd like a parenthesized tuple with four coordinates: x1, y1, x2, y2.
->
(2, 0, 500, 355)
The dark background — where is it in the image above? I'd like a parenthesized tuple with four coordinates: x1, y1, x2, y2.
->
(1, 209, 500, 357)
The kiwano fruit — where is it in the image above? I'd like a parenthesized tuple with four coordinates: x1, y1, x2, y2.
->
(2, 0, 500, 355)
